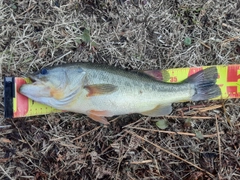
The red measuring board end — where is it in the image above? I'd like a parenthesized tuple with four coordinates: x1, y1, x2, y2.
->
(14, 78, 29, 117)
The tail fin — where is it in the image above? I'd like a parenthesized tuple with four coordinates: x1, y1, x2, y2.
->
(185, 67, 221, 101)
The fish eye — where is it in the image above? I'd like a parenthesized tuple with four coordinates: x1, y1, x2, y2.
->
(40, 68, 48, 75)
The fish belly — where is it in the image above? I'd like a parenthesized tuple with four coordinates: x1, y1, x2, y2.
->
(72, 86, 194, 116)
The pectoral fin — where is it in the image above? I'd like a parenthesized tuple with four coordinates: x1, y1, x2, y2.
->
(141, 104, 172, 116)
(87, 110, 110, 125)
(50, 88, 65, 100)
(85, 84, 117, 97)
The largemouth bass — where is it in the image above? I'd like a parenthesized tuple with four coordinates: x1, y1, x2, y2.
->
(20, 63, 221, 124)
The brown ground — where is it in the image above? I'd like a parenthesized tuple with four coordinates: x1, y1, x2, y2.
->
(1, 0, 240, 179)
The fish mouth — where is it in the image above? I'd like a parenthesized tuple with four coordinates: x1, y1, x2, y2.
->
(29, 76, 36, 82)
(29, 75, 43, 85)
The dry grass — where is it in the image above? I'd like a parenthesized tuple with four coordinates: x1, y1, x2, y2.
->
(1, 0, 240, 179)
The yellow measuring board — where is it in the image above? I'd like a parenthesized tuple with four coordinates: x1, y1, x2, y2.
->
(165, 65, 240, 99)
(4, 64, 240, 118)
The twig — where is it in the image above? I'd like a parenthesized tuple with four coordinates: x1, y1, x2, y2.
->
(141, 146, 161, 176)
(175, 104, 206, 111)
(125, 130, 215, 178)
(153, 158, 161, 177)
(222, 23, 240, 32)
(71, 126, 101, 142)
(125, 160, 153, 164)
(127, 173, 136, 180)
(100, 131, 128, 155)
(199, 41, 211, 49)
(198, 0, 213, 22)
(163, 115, 215, 120)
(116, 155, 124, 180)
(0, 125, 12, 129)
(221, 98, 232, 127)
(222, 36, 240, 44)
(123, 117, 149, 128)
(0, 138, 11, 143)
(71, 116, 120, 142)
(0, 158, 9, 163)
(126, 126, 224, 138)
(10, 120, 34, 151)
(215, 115, 222, 168)
(0, 165, 14, 180)
(59, 143, 82, 149)
(197, 105, 222, 112)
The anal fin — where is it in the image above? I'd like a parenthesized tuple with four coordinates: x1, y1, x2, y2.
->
(87, 110, 110, 125)
(141, 104, 172, 117)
